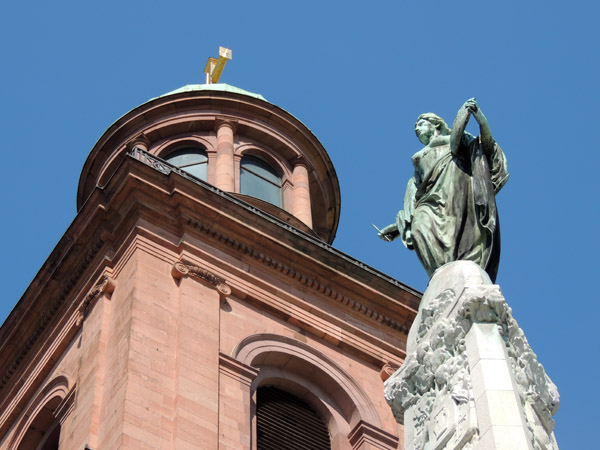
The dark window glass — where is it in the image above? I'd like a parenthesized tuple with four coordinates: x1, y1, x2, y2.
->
(256, 386, 331, 450)
(165, 147, 208, 181)
(240, 156, 281, 207)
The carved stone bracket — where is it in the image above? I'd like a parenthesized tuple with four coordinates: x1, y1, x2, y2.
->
(380, 363, 399, 382)
(171, 261, 231, 296)
(184, 216, 411, 333)
(76, 276, 115, 327)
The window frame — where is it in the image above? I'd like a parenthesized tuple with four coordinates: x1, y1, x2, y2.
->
(164, 146, 209, 182)
(240, 154, 283, 208)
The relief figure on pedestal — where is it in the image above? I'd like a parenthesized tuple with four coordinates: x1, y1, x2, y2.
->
(377, 99, 508, 282)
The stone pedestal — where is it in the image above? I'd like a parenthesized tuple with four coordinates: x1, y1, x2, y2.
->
(385, 262, 559, 450)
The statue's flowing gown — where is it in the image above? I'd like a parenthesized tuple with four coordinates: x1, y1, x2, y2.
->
(397, 133, 508, 282)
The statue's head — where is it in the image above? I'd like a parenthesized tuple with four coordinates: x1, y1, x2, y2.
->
(415, 113, 450, 145)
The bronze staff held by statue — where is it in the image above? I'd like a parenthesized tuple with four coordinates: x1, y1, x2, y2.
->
(377, 98, 508, 282)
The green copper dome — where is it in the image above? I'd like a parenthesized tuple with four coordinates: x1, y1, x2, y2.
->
(153, 83, 267, 102)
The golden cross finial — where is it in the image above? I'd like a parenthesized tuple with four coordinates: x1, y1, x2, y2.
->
(204, 46, 232, 84)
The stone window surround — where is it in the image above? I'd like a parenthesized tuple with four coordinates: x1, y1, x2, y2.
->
(163, 145, 209, 182)
(230, 334, 399, 450)
(7, 376, 74, 450)
(141, 128, 312, 228)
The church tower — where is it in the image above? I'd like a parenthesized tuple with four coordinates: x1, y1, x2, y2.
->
(0, 78, 420, 449)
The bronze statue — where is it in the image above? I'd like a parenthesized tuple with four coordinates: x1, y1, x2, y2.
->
(378, 99, 508, 282)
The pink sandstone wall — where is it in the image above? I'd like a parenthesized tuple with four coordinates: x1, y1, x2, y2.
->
(1, 236, 404, 450)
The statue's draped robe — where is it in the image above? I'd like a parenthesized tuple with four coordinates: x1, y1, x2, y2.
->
(396, 133, 508, 282)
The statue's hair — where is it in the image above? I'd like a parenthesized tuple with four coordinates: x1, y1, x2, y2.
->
(415, 113, 451, 136)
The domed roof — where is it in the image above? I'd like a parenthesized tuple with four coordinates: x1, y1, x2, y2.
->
(154, 83, 267, 102)
(78, 82, 341, 243)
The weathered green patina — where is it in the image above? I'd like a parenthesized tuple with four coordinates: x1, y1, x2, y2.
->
(378, 99, 508, 282)
(154, 83, 268, 101)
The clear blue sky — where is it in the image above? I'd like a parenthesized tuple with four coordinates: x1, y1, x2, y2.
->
(1, 1, 597, 448)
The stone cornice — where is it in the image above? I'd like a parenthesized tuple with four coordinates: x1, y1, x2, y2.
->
(184, 216, 411, 334)
(0, 153, 417, 397)
(0, 310, 81, 437)
(0, 237, 105, 391)
(116, 152, 420, 308)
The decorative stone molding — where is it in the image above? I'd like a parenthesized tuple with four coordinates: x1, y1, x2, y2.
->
(171, 261, 231, 295)
(76, 276, 115, 327)
(0, 238, 104, 391)
(218, 353, 259, 386)
(53, 384, 76, 425)
(234, 333, 383, 428)
(6, 376, 72, 449)
(348, 420, 399, 450)
(384, 262, 559, 450)
(184, 216, 412, 333)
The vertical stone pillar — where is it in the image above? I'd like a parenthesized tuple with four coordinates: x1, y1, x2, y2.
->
(292, 158, 313, 228)
(96, 252, 179, 449)
(218, 354, 259, 449)
(466, 323, 533, 449)
(70, 277, 114, 450)
(215, 120, 236, 192)
(171, 262, 231, 449)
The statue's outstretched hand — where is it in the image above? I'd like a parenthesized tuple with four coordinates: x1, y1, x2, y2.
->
(378, 224, 399, 242)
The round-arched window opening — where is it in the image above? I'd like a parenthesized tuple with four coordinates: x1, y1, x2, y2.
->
(165, 147, 208, 181)
(256, 386, 331, 450)
(17, 396, 61, 450)
(240, 155, 282, 207)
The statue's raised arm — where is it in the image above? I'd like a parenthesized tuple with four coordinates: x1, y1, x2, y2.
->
(376, 98, 509, 282)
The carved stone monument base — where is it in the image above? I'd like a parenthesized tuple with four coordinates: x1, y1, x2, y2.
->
(385, 261, 559, 450)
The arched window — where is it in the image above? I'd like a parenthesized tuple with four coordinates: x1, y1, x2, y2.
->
(17, 396, 61, 450)
(235, 335, 395, 449)
(240, 156, 282, 207)
(257, 386, 331, 450)
(165, 147, 208, 181)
